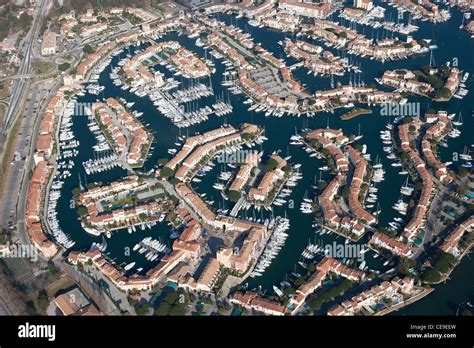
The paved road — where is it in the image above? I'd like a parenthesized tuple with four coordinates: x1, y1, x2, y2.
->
(0, 84, 41, 231)
(87, 267, 136, 315)
(0, 81, 47, 315)
(0, 72, 54, 82)
(0, 0, 48, 149)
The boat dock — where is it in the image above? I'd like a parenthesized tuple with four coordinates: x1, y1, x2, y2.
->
(230, 197, 246, 217)
(289, 62, 304, 70)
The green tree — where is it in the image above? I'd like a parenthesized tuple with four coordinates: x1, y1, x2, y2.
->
(163, 290, 179, 305)
(83, 44, 95, 54)
(242, 133, 253, 141)
(433, 252, 455, 274)
(58, 62, 71, 71)
(135, 303, 150, 316)
(228, 190, 241, 202)
(396, 257, 416, 275)
(434, 87, 451, 99)
(76, 206, 88, 217)
(159, 167, 174, 178)
(263, 158, 278, 172)
(422, 268, 441, 283)
(294, 276, 305, 286)
(72, 187, 81, 197)
(155, 302, 171, 316)
(158, 158, 169, 166)
(37, 289, 49, 312)
(168, 304, 186, 315)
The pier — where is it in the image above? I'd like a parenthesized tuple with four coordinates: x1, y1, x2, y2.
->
(230, 197, 246, 217)
(289, 61, 304, 70)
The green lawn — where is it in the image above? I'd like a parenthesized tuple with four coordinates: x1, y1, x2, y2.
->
(35, 61, 54, 74)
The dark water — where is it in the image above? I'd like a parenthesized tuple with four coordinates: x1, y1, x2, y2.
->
(57, 3, 473, 313)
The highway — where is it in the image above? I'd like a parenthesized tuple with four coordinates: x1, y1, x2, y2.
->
(0, 0, 48, 150)
(0, 0, 52, 228)
(0, 84, 38, 231)
(0, 81, 48, 315)
(1, 83, 42, 233)
(0, 0, 49, 315)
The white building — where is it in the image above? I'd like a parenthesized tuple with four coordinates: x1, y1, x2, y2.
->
(354, 0, 373, 11)
(279, 0, 331, 19)
(41, 32, 57, 56)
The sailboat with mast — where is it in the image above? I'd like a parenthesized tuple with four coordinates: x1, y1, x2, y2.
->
(400, 177, 414, 196)
(354, 123, 363, 140)
(452, 112, 463, 126)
